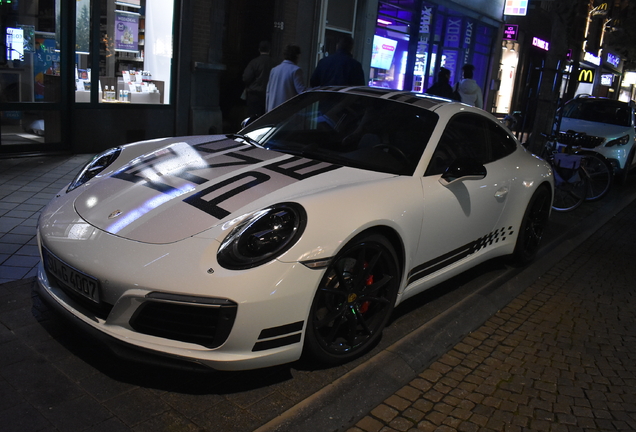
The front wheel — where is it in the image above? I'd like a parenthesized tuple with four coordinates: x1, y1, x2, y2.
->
(511, 185, 551, 266)
(303, 233, 400, 365)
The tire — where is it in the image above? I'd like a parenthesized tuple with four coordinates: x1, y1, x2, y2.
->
(582, 153, 612, 201)
(303, 233, 400, 365)
(511, 185, 551, 266)
(552, 166, 587, 212)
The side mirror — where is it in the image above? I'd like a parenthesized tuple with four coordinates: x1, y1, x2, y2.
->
(439, 158, 487, 186)
(240, 115, 259, 129)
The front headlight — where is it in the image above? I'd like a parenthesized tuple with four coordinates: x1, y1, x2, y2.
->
(217, 203, 307, 270)
(67, 147, 122, 193)
(605, 135, 630, 147)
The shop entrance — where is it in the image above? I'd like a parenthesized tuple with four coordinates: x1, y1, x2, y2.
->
(369, 0, 496, 100)
(316, 0, 358, 65)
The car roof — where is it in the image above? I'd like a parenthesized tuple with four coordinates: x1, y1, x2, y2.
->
(567, 96, 630, 108)
(312, 86, 454, 111)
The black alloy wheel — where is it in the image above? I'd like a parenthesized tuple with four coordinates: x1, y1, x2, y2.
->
(511, 185, 551, 266)
(304, 233, 400, 365)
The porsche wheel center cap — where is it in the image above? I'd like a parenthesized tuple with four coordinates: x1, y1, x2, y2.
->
(348, 293, 357, 303)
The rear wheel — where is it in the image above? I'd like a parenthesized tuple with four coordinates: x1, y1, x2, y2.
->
(304, 233, 400, 365)
(582, 153, 612, 201)
(552, 166, 587, 212)
(511, 185, 551, 265)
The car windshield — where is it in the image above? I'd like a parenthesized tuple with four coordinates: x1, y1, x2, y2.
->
(562, 98, 632, 127)
(239, 91, 439, 176)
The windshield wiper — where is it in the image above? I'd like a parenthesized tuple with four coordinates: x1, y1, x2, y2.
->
(226, 133, 264, 149)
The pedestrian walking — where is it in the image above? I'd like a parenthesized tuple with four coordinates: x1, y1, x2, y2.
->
(455, 64, 483, 108)
(425, 67, 458, 100)
(266, 45, 307, 112)
(242, 41, 275, 118)
(310, 35, 365, 87)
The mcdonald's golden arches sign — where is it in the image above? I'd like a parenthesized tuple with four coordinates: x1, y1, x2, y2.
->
(578, 68, 595, 83)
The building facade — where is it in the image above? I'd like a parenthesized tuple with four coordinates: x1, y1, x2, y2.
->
(0, 0, 505, 156)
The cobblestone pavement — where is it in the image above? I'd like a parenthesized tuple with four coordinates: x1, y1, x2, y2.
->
(2, 153, 636, 432)
(348, 200, 636, 432)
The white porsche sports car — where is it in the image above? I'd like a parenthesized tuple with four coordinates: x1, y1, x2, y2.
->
(37, 87, 553, 371)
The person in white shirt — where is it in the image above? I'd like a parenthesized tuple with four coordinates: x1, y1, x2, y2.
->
(456, 64, 483, 109)
(266, 45, 306, 111)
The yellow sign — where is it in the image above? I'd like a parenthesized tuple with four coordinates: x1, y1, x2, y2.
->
(578, 68, 595, 83)
(591, 2, 609, 16)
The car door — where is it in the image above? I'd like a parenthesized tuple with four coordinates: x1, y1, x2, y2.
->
(407, 113, 515, 286)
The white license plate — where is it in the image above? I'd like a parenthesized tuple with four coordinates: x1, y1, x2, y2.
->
(43, 248, 101, 303)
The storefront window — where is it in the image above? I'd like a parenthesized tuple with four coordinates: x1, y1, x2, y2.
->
(92, 0, 174, 104)
(495, 40, 519, 114)
(75, 0, 91, 103)
(370, 1, 413, 90)
(1, 0, 61, 146)
(389, 1, 496, 96)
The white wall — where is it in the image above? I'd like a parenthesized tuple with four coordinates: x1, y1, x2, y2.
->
(146, 0, 174, 104)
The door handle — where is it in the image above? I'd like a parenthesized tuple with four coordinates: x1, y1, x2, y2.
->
(495, 187, 509, 199)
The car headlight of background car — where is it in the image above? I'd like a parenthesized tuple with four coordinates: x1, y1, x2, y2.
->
(217, 202, 307, 270)
(67, 147, 122, 193)
(606, 135, 631, 147)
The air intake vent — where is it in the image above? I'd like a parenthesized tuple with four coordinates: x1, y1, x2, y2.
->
(130, 299, 237, 348)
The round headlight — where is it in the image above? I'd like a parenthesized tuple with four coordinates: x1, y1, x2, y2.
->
(67, 147, 122, 192)
(217, 203, 307, 270)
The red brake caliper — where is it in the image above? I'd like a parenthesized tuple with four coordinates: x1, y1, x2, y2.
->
(360, 272, 373, 313)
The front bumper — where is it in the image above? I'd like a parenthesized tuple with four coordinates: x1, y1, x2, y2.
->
(36, 229, 324, 371)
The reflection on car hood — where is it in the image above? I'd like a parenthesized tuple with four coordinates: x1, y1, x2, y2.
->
(74, 136, 390, 243)
(560, 118, 632, 139)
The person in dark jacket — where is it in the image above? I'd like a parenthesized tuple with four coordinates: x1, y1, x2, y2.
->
(425, 67, 458, 100)
(243, 41, 275, 118)
(310, 35, 366, 87)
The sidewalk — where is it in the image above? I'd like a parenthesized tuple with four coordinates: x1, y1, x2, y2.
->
(1, 153, 635, 432)
(346, 198, 636, 431)
(0, 154, 93, 283)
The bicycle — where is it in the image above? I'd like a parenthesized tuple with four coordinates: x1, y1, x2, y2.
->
(540, 132, 613, 212)
(553, 131, 613, 202)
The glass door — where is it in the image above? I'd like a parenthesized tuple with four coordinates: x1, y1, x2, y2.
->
(316, 0, 358, 65)
(1, 0, 65, 151)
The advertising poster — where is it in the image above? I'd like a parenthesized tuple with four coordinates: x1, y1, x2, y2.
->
(6, 28, 24, 61)
(34, 33, 59, 100)
(371, 35, 398, 70)
(115, 11, 139, 52)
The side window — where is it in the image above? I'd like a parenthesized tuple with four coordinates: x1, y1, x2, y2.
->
(485, 120, 517, 161)
(425, 114, 489, 176)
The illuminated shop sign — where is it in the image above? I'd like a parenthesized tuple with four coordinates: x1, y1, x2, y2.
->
(584, 51, 601, 66)
(532, 37, 549, 51)
(606, 52, 620, 68)
(6, 27, 24, 61)
(601, 74, 613, 86)
(578, 68, 595, 83)
(503, 25, 518, 41)
(504, 0, 528, 16)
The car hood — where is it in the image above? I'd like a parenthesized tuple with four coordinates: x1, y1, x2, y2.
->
(74, 136, 392, 243)
(559, 117, 632, 139)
